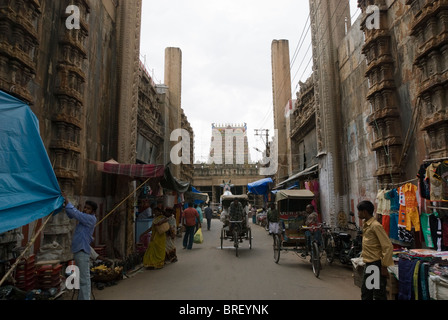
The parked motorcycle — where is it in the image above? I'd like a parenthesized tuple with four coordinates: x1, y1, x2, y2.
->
(330, 214, 362, 265)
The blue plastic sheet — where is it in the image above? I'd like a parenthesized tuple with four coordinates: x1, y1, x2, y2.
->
(248, 178, 273, 195)
(0, 91, 63, 234)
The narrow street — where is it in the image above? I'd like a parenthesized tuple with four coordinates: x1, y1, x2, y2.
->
(92, 220, 361, 301)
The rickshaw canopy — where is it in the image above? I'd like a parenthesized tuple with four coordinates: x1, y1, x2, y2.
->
(275, 189, 315, 202)
(221, 194, 249, 208)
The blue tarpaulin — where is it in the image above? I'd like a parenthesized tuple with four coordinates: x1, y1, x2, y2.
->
(248, 178, 273, 195)
(0, 90, 64, 234)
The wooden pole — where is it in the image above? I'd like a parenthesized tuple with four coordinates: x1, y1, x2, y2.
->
(0, 213, 54, 288)
(95, 177, 151, 227)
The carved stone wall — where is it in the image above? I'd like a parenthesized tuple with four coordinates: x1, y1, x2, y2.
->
(358, 0, 404, 186)
(290, 77, 318, 174)
(0, 0, 41, 103)
(309, 0, 351, 226)
(407, 0, 448, 159)
(51, 0, 89, 197)
(0, 0, 144, 261)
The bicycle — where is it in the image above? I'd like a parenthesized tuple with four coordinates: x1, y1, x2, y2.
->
(321, 222, 336, 264)
(301, 225, 323, 277)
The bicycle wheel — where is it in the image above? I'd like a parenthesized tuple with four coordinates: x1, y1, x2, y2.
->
(248, 228, 252, 250)
(233, 229, 239, 257)
(324, 233, 335, 264)
(311, 241, 321, 278)
(273, 234, 281, 263)
(220, 229, 224, 249)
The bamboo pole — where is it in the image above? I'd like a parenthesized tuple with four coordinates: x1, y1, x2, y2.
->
(0, 212, 54, 288)
(95, 177, 151, 227)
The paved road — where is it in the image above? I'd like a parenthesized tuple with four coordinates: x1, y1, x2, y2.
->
(93, 220, 361, 300)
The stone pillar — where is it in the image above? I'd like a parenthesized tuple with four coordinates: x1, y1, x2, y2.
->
(164, 47, 183, 177)
(271, 40, 292, 183)
(115, 0, 142, 258)
(309, 0, 351, 225)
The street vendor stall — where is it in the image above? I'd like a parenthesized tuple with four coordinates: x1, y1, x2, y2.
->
(0, 91, 65, 296)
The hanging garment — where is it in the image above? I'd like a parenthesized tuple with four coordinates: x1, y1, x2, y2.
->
(429, 213, 443, 251)
(420, 262, 431, 300)
(417, 163, 430, 200)
(382, 214, 390, 236)
(376, 189, 389, 215)
(401, 183, 421, 232)
(398, 258, 418, 300)
(434, 161, 448, 201)
(443, 220, 448, 249)
(426, 162, 442, 201)
(413, 260, 421, 300)
(389, 212, 399, 241)
(420, 212, 435, 248)
(385, 188, 400, 211)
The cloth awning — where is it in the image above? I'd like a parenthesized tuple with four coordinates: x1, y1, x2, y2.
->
(91, 160, 190, 193)
(91, 159, 165, 178)
(275, 189, 315, 202)
(247, 177, 273, 195)
(0, 90, 64, 234)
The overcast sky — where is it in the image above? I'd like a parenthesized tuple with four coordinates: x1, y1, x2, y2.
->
(139, 0, 360, 164)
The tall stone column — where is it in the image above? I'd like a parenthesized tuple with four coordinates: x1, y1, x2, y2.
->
(115, 0, 142, 257)
(271, 40, 292, 183)
(164, 47, 183, 177)
(309, 0, 351, 225)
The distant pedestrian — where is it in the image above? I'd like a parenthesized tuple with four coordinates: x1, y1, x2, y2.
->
(267, 203, 279, 235)
(250, 206, 257, 224)
(182, 202, 200, 250)
(194, 204, 203, 233)
(204, 205, 213, 230)
(357, 200, 394, 300)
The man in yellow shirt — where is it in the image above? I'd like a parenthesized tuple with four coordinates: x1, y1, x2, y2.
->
(357, 200, 394, 300)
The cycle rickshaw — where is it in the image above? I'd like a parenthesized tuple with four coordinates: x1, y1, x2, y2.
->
(220, 194, 252, 257)
(272, 189, 332, 278)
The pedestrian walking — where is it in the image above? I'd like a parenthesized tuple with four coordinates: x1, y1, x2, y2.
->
(164, 208, 178, 263)
(143, 207, 168, 269)
(194, 204, 203, 233)
(204, 205, 213, 230)
(357, 200, 394, 300)
(267, 203, 279, 235)
(250, 206, 257, 224)
(62, 192, 97, 300)
(182, 202, 200, 250)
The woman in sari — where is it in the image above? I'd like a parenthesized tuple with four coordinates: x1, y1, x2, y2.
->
(143, 207, 168, 269)
(164, 208, 178, 263)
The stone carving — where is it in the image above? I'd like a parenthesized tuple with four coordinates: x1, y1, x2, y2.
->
(407, 0, 448, 159)
(359, 0, 404, 185)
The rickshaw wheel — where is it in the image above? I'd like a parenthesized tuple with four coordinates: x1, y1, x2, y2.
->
(220, 229, 224, 249)
(248, 228, 252, 249)
(325, 235, 335, 264)
(233, 229, 239, 257)
(311, 241, 321, 278)
(273, 234, 281, 263)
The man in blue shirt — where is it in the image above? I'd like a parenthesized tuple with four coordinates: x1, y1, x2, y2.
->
(63, 192, 97, 300)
